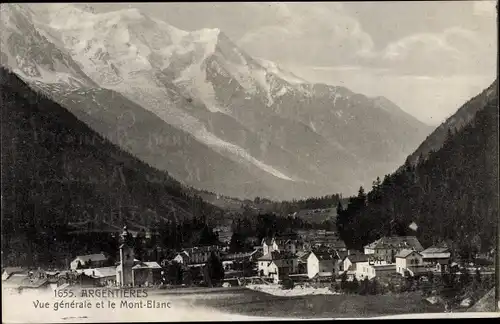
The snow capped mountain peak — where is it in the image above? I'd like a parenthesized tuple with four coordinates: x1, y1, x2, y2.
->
(253, 57, 308, 84)
(0, 3, 95, 88)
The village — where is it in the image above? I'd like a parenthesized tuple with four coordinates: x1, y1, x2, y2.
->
(3, 218, 496, 310)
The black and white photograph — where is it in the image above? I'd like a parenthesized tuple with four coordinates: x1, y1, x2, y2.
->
(1, 1, 498, 322)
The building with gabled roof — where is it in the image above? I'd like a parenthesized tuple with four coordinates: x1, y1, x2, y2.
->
(132, 261, 162, 287)
(2, 267, 28, 281)
(261, 233, 301, 255)
(307, 250, 340, 279)
(257, 251, 298, 279)
(342, 253, 370, 279)
(70, 253, 108, 270)
(395, 249, 425, 277)
(364, 236, 424, 262)
(356, 260, 396, 281)
(421, 245, 451, 272)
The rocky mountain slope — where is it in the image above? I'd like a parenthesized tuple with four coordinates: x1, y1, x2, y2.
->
(1, 4, 433, 200)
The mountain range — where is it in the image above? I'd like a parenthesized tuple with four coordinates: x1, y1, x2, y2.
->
(1, 3, 433, 200)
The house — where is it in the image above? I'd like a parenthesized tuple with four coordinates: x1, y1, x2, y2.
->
(75, 272, 99, 287)
(222, 249, 263, 263)
(182, 246, 221, 266)
(257, 251, 298, 280)
(364, 236, 424, 262)
(132, 262, 162, 287)
(356, 260, 396, 280)
(307, 251, 339, 279)
(221, 249, 263, 272)
(70, 253, 108, 270)
(2, 272, 29, 290)
(2, 271, 50, 291)
(21, 277, 50, 290)
(310, 236, 347, 251)
(336, 251, 349, 272)
(266, 258, 297, 284)
(77, 267, 117, 286)
(395, 249, 426, 277)
(343, 254, 370, 273)
(421, 246, 451, 272)
(262, 233, 301, 255)
(2, 267, 28, 281)
(342, 254, 370, 279)
(296, 251, 311, 274)
(261, 237, 282, 255)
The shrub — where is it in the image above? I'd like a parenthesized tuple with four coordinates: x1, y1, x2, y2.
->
(281, 277, 294, 290)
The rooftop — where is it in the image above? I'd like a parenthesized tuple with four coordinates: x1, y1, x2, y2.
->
(422, 247, 450, 254)
(422, 252, 451, 259)
(73, 253, 107, 262)
(314, 272, 334, 277)
(395, 249, 421, 258)
(79, 267, 117, 278)
(311, 251, 337, 261)
(371, 263, 396, 269)
(258, 251, 296, 261)
(132, 262, 162, 270)
(364, 236, 423, 251)
(345, 254, 369, 263)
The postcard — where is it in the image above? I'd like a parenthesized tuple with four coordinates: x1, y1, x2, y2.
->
(1, 2, 499, 322)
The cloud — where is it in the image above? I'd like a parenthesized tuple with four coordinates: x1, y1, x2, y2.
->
(237, 3, 374, 67)
(236, 2, 495, 78)
(363, 26, 496, 76)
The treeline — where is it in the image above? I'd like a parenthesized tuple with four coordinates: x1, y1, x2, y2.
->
(228, 213, 335, 252)
(254, 193, 344, 211)
(337, 88, 498, 258)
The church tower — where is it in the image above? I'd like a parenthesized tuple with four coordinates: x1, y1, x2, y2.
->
(116, 226, 135, 287)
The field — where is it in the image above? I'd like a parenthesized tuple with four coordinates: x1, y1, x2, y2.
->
(155, 287, 444, 318)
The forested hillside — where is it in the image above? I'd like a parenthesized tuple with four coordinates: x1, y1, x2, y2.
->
(0, 67, 223, 266)
(337, 80, 498, 258)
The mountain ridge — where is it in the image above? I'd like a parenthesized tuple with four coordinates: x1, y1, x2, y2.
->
(406, 78, 498, 166)
(2, 3, 433, 200)
(336, 81, 498, 253)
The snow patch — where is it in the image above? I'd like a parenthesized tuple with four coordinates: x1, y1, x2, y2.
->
(332, 92, 342, 106)
(309, 121, 317, 132)
(254, 57, 307, 84)
(13, 64, 86, 88)
(275, 86, 288, 97)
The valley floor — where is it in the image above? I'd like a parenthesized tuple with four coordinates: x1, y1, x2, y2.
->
(4, 285, 496, 322)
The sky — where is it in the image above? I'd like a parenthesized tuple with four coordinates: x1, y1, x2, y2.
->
(31, 2, 497, 125)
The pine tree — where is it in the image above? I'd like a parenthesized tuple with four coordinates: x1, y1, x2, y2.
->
(206, 251, 225, 287)
(351, 277, 359, 293)
(340, 272, 348, 291)
(359, 277, 369, 295)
